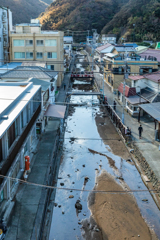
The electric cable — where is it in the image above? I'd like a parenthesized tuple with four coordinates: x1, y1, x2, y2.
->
(0, 174, 158, 195)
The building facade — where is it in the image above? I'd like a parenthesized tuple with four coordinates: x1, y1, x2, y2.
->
(0, 82, 41, 218)
(0, 6, 13, 66)
(103, 53, 159, 91)
(102, 34, 116, 45)
(9, 19, 64, 86)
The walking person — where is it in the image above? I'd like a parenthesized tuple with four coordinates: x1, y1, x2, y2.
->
(64, 83, 66, 90)
(138, 124, 143, 139)
(113, 100, 116, 111)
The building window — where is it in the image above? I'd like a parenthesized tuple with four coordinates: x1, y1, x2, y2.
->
(37, 52, 43, 59)
(14, 52, 25, 59)
(26, 40, 33, 46)
(45, 39, 57, 46)
(47, 52, 57, 59)
(21, 111, 24, 129)
(47, 65, 54, 70)
(139, 67, 152, 74)
(8, 122, 15, 149)
(26, 52, 33, 59)
(13, 40, 25, 47)
(15, 118, 18, 138)
(36, 40, 43, 46)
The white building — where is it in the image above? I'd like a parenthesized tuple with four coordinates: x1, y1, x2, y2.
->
(64, 36, 73, 51)
(28, 78, 56, 133)
(102, 34, 116, 45)
(0, 82, 41, 215)
(0, 6, 13, 66)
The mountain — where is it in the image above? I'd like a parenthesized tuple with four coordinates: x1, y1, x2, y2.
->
(39, 0, 160, 42)
(1, 0, 54, 24)
(39, 0, 129, 37)
(102, 0, 160, 42)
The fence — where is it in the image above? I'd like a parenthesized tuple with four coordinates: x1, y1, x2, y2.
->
(105, 101, 128, 139)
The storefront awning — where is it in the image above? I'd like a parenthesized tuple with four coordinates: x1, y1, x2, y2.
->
(140, 102, 160, 122)
(44, 104, 66, 119)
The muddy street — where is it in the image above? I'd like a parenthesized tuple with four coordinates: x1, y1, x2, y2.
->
(47, 56, 160, 240)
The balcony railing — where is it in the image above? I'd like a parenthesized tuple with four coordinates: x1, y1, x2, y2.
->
(0, 104, 41, 183)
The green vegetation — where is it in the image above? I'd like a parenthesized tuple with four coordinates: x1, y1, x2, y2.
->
(39, 0, 129, 40)
(102, 0, 160, 41)
(39, 0, 160, 42)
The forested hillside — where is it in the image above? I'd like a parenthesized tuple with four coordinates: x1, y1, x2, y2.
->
(102, 0, 160, 42)
(1, 0, 53, 24)
(39, 0, 129, 33)
(39, 0, 160, 42)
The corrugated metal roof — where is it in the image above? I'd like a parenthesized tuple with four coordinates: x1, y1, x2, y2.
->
(118, 83, 136, 97)
(96, 43, 112, 52)
(140, 87, 157, 103)
(115, 45, 135, 52)
(101, 46, 114, 53)
(145, 72, 160, 83)
(140, 49, 160, 61)
(126, 95, 147, 105)
(140, 102, 160, 121)
(129, 75, 145, 81)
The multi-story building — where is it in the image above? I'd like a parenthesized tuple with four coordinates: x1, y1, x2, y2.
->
(0, 6, 13, 66)
(0, 82, 41, 218)
(102, 34, 116, 45)
(9, 19, 64, 86)
(103, 53, 159, 91)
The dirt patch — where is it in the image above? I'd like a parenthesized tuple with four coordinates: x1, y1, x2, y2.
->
(95, 112, 130, 160)
(88, 148, 117, 169)
(84, 171, 156, 240)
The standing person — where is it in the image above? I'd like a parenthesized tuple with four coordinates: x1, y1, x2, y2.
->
(64, 83, 66, 90)
(138, 124, 143, 139)
(113, 100, 116, 111)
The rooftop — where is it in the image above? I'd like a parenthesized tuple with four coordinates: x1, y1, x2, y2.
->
(140, 102, 160, 121)
(0, 82, 41, 138)
(0, 66, 58, 80)
(29, 78, 50, 92)
(96, 43, 114, 53)
(129, 72, 160, 83)
(118, 83, 136, 97)
(139, 49, 160, 62)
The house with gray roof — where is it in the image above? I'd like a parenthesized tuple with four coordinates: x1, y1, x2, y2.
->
(0, 66, 58, 82)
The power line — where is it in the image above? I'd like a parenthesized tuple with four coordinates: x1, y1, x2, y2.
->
(0, 174, 158, 195)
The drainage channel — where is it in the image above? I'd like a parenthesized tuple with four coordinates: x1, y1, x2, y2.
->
(45, 55, 160, 240)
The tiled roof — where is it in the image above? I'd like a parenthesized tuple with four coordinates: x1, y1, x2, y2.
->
(118, 83, 136, 97)
(0, 66, 58, 80)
